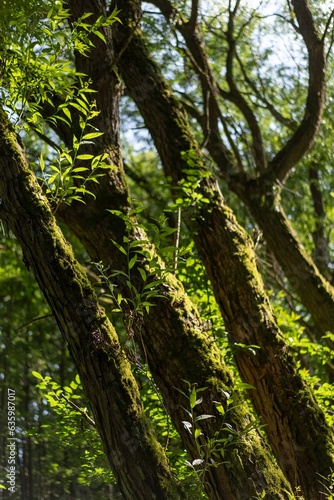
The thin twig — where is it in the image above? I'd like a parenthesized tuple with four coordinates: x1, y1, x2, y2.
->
(16, 313, 54, 332)
(61, 392, 96, 428)
(173, 206, 181, 274)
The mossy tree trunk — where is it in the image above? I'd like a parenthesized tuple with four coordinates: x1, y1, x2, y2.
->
(35, 1, 293, 498)
(0, 108, 185, 500)
(230, 178, 334, 340)
(113, 0, 334, 496)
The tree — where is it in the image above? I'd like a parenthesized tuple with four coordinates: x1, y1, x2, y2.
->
(1, 0, 334, 499)
(0, 108, 185, 498)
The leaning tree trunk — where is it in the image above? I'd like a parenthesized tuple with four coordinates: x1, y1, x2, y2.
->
(0, 108, 185, 500)
(113, 1, 334, 496)
(230, 177, 334, 340)
(34, 1, 293, 498)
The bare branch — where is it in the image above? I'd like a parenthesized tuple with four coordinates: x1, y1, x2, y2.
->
(146, 0, 177, 22)
(309, 164, 332, 279)
(149, 0, 235, 174)
(188, 0, 199, 32)
(322, 8, 334, 44)
(16, 313, 54, 332)
(267, 0, 326, 183)
(61, 392, 97, 428)
(225, 4, 267, 172)
(235, 51, 297, 132)
(26, 124, 61, 151)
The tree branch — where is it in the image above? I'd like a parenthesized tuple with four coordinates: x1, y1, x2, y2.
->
(16, 314, 54, 332)
(147, 0, 235, 175)
(188, 0, 199, 33)
(267, 0, 326, 183)
(309, 164, 332, 279)
(61, 392, 96, 428)
(225, 3, 267, 173)
(235, 51, 297, 132)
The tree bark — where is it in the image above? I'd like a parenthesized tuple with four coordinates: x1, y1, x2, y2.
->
(0, 108, 184, 500)
(113, 1, 334, 496)
(229, 177, 334, 341)
(309, 164, 332, 279)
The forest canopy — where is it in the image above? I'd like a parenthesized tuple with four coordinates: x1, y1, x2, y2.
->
(0, 0, 334, 499)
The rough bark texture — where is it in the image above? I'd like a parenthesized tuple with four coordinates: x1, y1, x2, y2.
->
(0, 108, 184, 500)
(39, 1, 293, 498)
(229, 178, 334, 341)
(113, 1, 334, 496)
(309, 165, 332, 279)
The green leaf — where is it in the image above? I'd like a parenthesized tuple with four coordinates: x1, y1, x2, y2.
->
(194, 428, 202, 439)
(40, 153, 45, 172)
(49, 165, 60, 173)
(138, 268, 146, 282)
(47, 174, 59, 185)
(79, 12, 93, 21)
(62, 107, 71, 122)
(82, 132, 104, 140)
(215, 403, 225, 416)
(189, 387, 197, 409)
(94, 31, 106, 43)
(72, 167, 89, 173)
(77, 154, 94, 160)
(143, 280, 163, 290)
(111, 239, 127, 255)
(129, 255, 137, 270)
(62, 152, 73, 164)
(32, 370, 44, 380)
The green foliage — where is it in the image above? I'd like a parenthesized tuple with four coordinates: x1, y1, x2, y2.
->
(95, 207, 177, 324)
(0, 0, 119, 210)
(2, 0, 334, 496)
(0, 235, 96, 498)
(38, 88, 113, 208)
(172, 151, 211, 207)
(136, 367, 204, 497)
(31, 371, 116, 492)
(0, 1, 120, 120)
(176, 382, 260, 498)
(318, 470, 334, 499)
(273, 291, 334, 427)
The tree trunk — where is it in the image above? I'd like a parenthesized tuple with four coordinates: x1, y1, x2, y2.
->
(59, 189, 292, 499)
(0, 108, 184, 500)
(229, 177, 334, 341)
(194, 196, 334, 498)
(113, 2, 334, 496)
